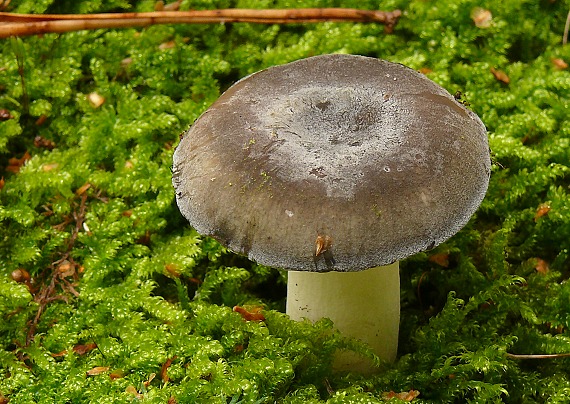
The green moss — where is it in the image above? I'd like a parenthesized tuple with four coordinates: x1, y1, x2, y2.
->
(1, 0, 570, 402)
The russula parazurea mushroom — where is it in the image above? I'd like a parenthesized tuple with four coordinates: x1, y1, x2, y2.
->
(172, 54, 490, 372)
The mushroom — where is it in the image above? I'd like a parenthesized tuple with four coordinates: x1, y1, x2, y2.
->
(172, 54, 490, 372)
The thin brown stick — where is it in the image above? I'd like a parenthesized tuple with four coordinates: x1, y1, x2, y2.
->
(0, 8, 402, 38)
(25, 192, 88, 346)
(562, 10, 570, 45)
(506, 352, 570, 360)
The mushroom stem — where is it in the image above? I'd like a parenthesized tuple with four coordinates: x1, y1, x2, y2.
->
(286, 262, 400, 373)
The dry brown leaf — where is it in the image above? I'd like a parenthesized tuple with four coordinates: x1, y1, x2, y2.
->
(552, 58, 568, 70)
(86, 366, 110, 376)
(490, 67, 510, 84)
(382, 389, 421, 401)
(155, 0, 181, 11)
(125, 385, 143, 399)
(534, 202, 551, 221)
(109, 369, 125, 380)
(51, 349, 67, 357)
(163, 0, 181, 11)
(75, 182, 91, 196)
(315, 234, 333, 257)
(143, 372, 156, 388)
(535, 258, 549, 275)
(159, 40, 176, 50)
(53, 343, 97, 357)
(233, 305, 266, 321)
(73, 343, 97, 355)
(6, 151, 31, 173)
(42, 163, 59, 172)
(429, 252, 450, 268)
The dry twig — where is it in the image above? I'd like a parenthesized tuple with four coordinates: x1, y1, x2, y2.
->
(0, 8, 402, 38)
(25, 192, 89, 346)
(562, 10, 570, 45)
(507, 352, 570, 360)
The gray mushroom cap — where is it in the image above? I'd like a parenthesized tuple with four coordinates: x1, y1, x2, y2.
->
(172, 54, 491, 272)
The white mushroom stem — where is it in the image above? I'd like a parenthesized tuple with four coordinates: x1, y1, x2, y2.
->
(286, 262, 399, 373)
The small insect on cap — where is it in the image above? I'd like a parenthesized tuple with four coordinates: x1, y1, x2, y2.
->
(172, 54, 491, 272)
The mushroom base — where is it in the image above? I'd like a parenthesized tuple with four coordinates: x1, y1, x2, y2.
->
(286, 263, 400, 373)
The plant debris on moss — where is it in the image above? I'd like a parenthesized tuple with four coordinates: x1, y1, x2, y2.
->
(1, 0, 570, 402)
